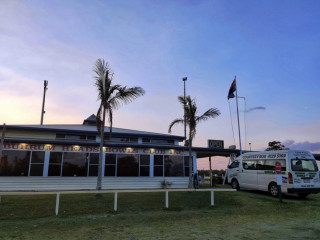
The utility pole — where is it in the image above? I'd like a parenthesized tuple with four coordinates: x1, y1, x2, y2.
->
(182, 77, 187, 145)
(40, 80, 48, 125)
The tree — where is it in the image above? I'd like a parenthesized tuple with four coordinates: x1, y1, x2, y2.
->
(94, 59, 145, 190)
(265, 141, 285, 151)
(168, 96, 220, 188)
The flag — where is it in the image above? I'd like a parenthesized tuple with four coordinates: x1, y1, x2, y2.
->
(227, 78, 236, 99)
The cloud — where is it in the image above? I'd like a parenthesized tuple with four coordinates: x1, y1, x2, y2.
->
(246, 107, 266, 113)
(283, 140, 320, 152)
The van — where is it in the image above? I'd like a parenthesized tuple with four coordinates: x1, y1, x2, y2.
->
(227, 150, 320, 198)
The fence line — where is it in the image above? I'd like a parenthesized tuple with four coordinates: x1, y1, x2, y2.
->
(0, 188, 236, 215)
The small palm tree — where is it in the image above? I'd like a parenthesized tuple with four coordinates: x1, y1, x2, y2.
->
(94, 59, 145, 190)
(168, 96, 220, 188)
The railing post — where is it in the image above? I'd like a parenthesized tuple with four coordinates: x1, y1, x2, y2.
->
(211, 191, 214, 206)
(55, 193, 60, 216)
(165, 190, 169, 208)
(114, 192, 118, 212)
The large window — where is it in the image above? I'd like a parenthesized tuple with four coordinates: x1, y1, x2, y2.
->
(165, 155, 183, 176)
(0, 150, 30, 176)
(117, 154, 139, 176)
(62, 152, 88, 176)
(105, 154, 116, 176)
(291, 159, 318, 172)
(139, 155, 150, 176)
(48, 152, 63, 176)
(88, 153, 99, 176)
(154, 155, 164, 176)
(29, 151, 45, 176)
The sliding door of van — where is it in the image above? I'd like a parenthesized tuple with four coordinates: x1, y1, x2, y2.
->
(240, 160, 258, 189)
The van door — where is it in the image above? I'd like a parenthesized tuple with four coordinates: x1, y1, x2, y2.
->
(240, 160, 258, 189)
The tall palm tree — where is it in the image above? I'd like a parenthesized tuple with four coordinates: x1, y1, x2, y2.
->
(94, 59, 145, 190)
(168, 96, 220, 188)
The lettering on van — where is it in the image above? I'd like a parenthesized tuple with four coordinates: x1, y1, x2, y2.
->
(243, 153, 287, 160)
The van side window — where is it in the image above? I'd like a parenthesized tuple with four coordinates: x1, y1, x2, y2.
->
(229, 161, 239, 168)
(243, 160, 256, 170)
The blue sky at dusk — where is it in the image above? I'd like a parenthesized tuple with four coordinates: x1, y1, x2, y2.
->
(1, 0, 319, 169)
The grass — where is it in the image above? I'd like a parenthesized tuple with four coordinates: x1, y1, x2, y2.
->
(0, 187, 320, 240)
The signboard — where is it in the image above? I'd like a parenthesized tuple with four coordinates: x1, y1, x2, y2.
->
(275, 162, 282, 174)
(208, 140, 224, 149)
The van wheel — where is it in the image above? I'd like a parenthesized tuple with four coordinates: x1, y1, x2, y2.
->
(297, 193, 309, 199)
(231, 179, 240, 190)
(269, 182, 278, 198)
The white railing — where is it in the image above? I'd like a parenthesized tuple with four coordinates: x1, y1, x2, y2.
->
(0, 188, 236, 215)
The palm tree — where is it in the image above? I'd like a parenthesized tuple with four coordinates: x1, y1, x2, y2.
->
(168, 96, 220, 188)
(94, 59, 145, 190)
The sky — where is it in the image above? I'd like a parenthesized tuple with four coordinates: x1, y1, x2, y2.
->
(1, 0, 320, 170)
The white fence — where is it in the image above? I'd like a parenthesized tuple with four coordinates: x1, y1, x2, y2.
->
(0, 188, 236, 215)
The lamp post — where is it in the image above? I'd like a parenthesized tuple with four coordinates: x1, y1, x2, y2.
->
(40, 80, 48, 125)
(182, 77, 187, 145)
(249, 143, 252, 152)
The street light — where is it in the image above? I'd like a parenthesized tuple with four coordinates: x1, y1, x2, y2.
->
(182, 77, 187, 145)
(249, 143, 252, 152)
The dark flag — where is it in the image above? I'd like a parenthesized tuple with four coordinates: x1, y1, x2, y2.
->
(227, 78, 237, 99)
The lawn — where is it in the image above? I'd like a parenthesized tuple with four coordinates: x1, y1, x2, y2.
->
(0, 188, 320, 240)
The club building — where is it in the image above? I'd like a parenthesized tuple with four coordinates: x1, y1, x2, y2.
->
(0, 115, 237, 191)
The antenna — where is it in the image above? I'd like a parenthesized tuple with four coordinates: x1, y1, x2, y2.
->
(40, 80, 48, 125)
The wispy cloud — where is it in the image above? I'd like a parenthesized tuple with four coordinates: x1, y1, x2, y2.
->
(283, 140, 320, 153)
(246, 107, 266, 113)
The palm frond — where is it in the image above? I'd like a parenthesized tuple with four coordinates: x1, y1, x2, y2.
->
(168, 118, 184, 133)
(196, 108, 221, 123)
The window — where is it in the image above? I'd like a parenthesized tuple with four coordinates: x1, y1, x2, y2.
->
(142, 138, 151, 143)
(48, 152, 63, 176)
(105, 154, 116, 176)
(154, 155, 164, 176)
(88, 153, 99, 176)
(257, 159, 286, 171)
(62, 152, 88, 176)
(291, 159, 318, 172)
(0, 150, 30, 176)
(243, 160, 256, 170)
(184, 156, 191, 177)
(228, 161, 240, 169)
(117, 154, 139, 176)
(139, 155, 150, 176)
(165, 155, 183, 176)
(29, 151, 45, 176)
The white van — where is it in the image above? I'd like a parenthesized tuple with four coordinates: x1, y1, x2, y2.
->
(227, 150, 320, 198)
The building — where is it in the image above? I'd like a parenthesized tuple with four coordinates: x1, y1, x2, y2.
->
(0, 115, 238, 191)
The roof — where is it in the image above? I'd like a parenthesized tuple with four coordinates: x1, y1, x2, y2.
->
(1, 124, 185, 140)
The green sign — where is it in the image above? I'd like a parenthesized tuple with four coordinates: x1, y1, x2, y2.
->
(208, 140, 224, 149)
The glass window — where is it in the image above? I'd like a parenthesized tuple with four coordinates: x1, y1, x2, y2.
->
(0, 150, 30, 176)
(291, 159, 318, 172)
(62, 152, 88, 176)
(48, 152, 63, 176)
(88, 153, 98, 176)
(142, 138, 151, 143)
(165, 155, 183, 176)
(262, 159, 286, 171)
(29, 151, 45, 176)
(105, 154, 116, 176)
(243, 160, 256, 170)
(154, 155, 164, 177)
(117, 154, 139, 176)
(140, 155, 150, 176)
(184, 156, 192, 177)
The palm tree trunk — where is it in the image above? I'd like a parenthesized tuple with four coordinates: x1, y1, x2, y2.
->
(188, 139, 193, 188)
(96, 109, 106, 190)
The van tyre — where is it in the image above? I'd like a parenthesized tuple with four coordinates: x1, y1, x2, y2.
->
(269, 182, 278, 198)
(231, 179, 240, 190)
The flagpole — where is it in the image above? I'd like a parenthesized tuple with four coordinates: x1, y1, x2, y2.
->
(235, 76, 242, 155)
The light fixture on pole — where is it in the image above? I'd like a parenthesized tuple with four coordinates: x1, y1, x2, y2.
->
(182, 77, 187, 145)
(40, 80, 48, 125)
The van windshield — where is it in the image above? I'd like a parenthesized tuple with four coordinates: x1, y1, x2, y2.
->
(291, 159, 319, 172)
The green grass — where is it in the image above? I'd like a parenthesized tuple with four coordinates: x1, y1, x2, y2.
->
(1, 189, 320, 240)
